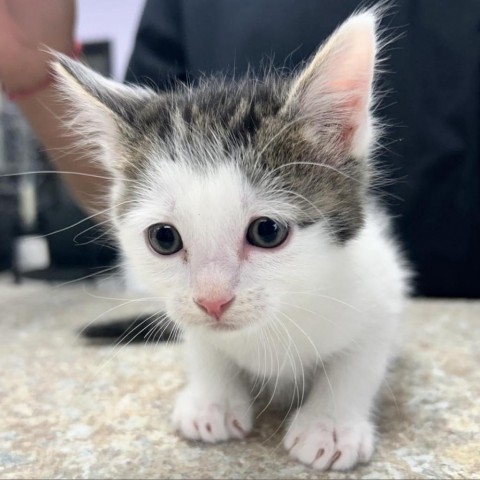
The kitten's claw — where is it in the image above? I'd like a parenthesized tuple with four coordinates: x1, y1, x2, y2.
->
(172, 387, 253, 443)
(284, 414, 375, 470)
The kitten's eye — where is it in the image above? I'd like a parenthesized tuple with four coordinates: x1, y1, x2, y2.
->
(246, 217, 289, 249)
(147, 223, 183, 255)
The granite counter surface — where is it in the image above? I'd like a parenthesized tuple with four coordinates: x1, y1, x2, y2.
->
(0, 279, 479, 479)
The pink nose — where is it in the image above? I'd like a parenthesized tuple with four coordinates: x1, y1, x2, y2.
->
(194, 296, 235, 319)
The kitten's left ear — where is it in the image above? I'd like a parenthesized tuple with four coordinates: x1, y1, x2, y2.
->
(287, 12, 378, 158)
(52, 54, 156, 173)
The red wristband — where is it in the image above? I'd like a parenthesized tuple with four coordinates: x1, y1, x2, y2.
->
(5, 41, 82, 102)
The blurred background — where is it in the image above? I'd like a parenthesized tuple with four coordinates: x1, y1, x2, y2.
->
(1, 0, 479, 298)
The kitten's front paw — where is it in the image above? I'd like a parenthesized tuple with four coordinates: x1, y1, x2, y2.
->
(284, 413, 375, 471)
(172, 386, 253, 443)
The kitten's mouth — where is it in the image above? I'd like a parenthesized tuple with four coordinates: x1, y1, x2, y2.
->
(206, 321, 239, 332)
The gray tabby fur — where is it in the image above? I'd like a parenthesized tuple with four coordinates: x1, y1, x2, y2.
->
(57, 57, 371, 243)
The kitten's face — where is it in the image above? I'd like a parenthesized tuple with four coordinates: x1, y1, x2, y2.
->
(54, 14, 377, 333)
(116, 149, 329, 332)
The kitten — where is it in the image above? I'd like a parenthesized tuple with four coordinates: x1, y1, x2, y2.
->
(54, 11, 409, 471)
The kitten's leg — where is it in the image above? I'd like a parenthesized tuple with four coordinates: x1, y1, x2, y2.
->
(172, 333, 254, 443)
(284, 335, 392, 470)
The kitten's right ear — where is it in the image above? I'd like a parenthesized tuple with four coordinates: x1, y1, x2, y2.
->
(52, 54, 156, 174)
(286, 11, 378, 159)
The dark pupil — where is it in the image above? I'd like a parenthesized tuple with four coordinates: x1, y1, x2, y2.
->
(156, 226, 175, 250)
(257, 219, 279, 244)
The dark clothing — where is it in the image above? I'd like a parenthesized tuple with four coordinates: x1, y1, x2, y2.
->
(126, 0, 480, 298)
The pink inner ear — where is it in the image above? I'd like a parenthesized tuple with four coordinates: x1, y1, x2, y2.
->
(293, 13, 377, 155)
(302, 80, 370, 155)
(313, 63, 373, 148)
(333, 86, 369, 147)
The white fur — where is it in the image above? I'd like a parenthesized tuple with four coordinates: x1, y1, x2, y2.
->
(54, 11, 409, 471)
(116, 154, 408, 471)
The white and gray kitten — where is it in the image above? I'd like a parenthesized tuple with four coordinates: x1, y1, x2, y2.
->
(54, 12, 409, 471)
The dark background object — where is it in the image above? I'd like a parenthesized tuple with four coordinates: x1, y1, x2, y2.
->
(0, 212, 15, 271)
(81, 314, 179, 344)
(82, 41, 111, 76)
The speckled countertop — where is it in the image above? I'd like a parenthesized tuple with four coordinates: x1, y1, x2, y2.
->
(0, 278, 479, 479)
